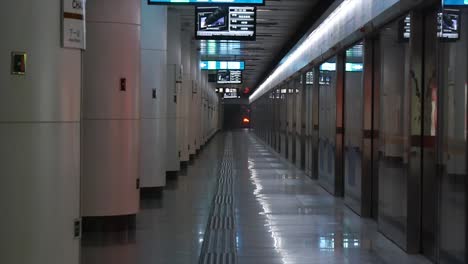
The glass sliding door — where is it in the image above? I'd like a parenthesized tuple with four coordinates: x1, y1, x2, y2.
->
(295, 76, 305, 169)
(437, 7, 467, 264)
(318, 57, 338, 194)
(280, 86, 287, 157)
(344, 42, 365, 214)
(287, 81, 295, 163)
(378, 17, 411, 250)
(305, 70, 314, 176)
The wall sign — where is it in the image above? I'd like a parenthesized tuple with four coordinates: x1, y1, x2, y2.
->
(62, 0, 86, 50)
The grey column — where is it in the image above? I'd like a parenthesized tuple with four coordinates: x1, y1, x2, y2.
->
(0, 0, 81, 263)
(82, 0, 141, 217)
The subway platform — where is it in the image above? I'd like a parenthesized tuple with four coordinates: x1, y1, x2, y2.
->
(81, 130, 431, 264)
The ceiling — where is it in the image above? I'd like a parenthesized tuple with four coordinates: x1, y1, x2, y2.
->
(174, 0, 332, 94)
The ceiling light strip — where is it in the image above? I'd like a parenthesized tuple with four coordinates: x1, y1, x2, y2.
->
(249, 0, 399, 103)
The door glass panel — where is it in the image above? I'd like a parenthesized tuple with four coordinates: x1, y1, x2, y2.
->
(344, 42, 364, 214)
(288, 82, 295, 162)
(438, 8, 467, 264)
(306, 71, 314, 174)
(296, 76, 304, 168)
(378, 18, 411, 249)
(318, 57, 337, 193)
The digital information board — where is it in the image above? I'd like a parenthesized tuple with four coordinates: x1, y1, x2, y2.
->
(215, 88, 240, 99)
(217, 70, 242, 84)
(148, 0, 264, 5)
(196, 6, 256, 40)
(223, 88, 239, 99)
(200, 61, 245, 70)
(401, 10, 461, 41)
(444, 0, 468, 6)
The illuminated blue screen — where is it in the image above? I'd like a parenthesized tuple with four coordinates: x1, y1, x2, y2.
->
(319, 63, 363, 72)
(200, 61, 245, 70)
(444, 0, 468, 5)
(149, 0, 264, 5)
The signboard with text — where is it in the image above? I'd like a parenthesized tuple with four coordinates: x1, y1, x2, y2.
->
(62, 0, 86, 50)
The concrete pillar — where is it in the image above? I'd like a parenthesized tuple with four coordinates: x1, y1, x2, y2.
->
(140, 3, 168, 190)
(166, 9, 182, 173)
(0, 0, 81, 263)
(82, 0, 141, 217)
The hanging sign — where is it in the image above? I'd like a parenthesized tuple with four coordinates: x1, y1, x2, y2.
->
(62, 0, 86, 50)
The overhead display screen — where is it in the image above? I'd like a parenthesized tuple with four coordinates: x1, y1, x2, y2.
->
(148, 0, 264, 5)
(217, 70, 242, 84)
(196, 6, 256, 40)
(444, 0, 468, 6)
(223, 88, 239, 99)
(400, 10, 461, 41)
(200, 61, 245, 70)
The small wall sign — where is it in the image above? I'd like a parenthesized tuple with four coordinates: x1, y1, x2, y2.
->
(62, 0, 86, 50)
(11, 52, 27, 75)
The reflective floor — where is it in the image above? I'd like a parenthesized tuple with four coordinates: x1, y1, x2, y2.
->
(82, 130, 431, 264)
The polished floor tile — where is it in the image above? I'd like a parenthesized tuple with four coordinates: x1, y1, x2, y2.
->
(82, 130, 432, 264)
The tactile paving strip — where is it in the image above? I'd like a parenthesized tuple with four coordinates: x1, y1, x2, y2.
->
(199, 133, 237, 264)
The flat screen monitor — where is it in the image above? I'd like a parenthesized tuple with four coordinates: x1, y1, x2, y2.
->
(217, 70, 242, 84)
(201, 61, 245, 70)
(148, 0, 264, 5)
(444, 0, 468, 6)
(438, 10, 461, 39)
(196, 6, 256, 40)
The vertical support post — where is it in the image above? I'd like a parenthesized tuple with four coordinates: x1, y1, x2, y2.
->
(421, 8, 438, 259)
(407, 10, 424, 254)
(361, 38, 375, 217)
(312, 67, 320, 179)
(335, 54, 346, 197)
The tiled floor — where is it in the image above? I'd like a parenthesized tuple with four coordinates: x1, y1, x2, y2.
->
(81, 130, 432, 264)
